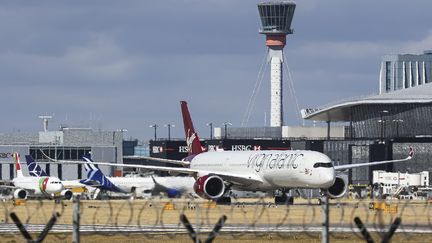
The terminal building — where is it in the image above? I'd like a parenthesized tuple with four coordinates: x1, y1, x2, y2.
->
(301, 53, 432, 186)
(0, 126, 123, 180)
(379, 50, 432, 94)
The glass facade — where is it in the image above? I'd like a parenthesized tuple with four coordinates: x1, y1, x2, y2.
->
(380, 51, 432, 93)
(29, 146, 91, 161)
(351, 104, 432, 139)
(385, 61, 391, 91)
(350, 145, 370, 185)
(258, 2, 295, 34)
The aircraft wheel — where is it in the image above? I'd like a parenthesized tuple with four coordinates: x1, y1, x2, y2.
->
(275, 195, 294, 205)
(216, 197, 231, 205)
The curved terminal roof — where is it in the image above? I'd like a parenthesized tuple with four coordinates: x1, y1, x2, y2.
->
(301, 83, 432, 122)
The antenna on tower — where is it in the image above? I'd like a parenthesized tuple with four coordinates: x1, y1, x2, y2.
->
(38, 115, 53, 132)
(257, 1, 296, 127)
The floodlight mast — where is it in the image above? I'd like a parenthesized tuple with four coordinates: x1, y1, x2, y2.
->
(258, 1, 296, 127)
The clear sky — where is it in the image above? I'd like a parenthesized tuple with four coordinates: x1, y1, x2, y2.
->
(1, 0, 431, 141)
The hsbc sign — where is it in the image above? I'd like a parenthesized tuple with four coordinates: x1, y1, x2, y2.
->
(0, 152, 12, 159)
(179, 146, 188, 153)
(152, 146, 164, 154)
(231, 145, 261, 151)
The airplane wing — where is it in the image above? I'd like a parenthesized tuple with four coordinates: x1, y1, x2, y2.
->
(334, 147, 414, 171)
(0, 185, 36, 194)
(39, 149, 190, 167)
(0, 185, 17, 189)
(55, 160, 264, 185)
(123, 156, 190, 167)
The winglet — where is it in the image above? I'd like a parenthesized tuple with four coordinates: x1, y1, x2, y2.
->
(180, 101, 204, 156)
(408, 147, 414, 159)
(13, 152, 24, 178)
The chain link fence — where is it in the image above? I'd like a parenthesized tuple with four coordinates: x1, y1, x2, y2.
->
(0, 197, 431, 242)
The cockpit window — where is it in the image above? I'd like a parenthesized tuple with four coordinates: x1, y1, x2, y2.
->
(313, 162, 333, 168)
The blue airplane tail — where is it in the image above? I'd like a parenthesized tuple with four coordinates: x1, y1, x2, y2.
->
(25, 155, 48, 177)
(79, 154, 124, 193)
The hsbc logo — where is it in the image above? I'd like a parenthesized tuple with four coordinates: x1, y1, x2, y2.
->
(231, 145, 262, 151)
(0, 152, 12, 159)
(152, 146, 163, 153)
(179, 146, 189, 153)
(208, 145, 223, 151)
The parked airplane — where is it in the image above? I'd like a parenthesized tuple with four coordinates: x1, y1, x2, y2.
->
(25, 155, 89, 198)
(53, 101, 415, 203)
(7, 153, 71, 200)
(79, 154, 195, 198)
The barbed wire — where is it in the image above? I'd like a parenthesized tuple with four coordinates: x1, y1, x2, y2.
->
(0, 197, 431, 241)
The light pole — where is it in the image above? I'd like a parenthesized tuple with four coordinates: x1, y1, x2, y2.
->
(222, 122, 232, 139)
(149, 124, 158, 140)
(378, 110, 389, 142)
(164, 124, 175, 141)
(392, 119, 404, 138)
(206, 122, 213, 140)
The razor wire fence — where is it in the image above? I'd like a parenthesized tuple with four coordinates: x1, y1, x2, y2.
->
(0, 197, 431, 242)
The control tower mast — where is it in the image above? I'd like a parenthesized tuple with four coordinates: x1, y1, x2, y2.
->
(258, 1, 296, 127)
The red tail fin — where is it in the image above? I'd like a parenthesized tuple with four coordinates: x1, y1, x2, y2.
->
(13, 152, 24, 178)
(180, 101, 204, 156)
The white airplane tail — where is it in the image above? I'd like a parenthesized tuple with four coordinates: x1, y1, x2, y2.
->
(13, 152, 24, 178)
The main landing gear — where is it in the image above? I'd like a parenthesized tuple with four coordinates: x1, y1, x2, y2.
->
(274, 189, 294, 205)
(215, 184, 233, 205)
(216, 196, 232, 205)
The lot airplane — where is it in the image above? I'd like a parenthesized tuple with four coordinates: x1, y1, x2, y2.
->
(54, 101, 414, 203)
(27, 154, 195, 199)
(79, 154, 195, 198)
(25, 155, 88, 198)
(5, 153, 70, 200)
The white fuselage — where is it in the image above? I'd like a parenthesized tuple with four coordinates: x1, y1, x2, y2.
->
(12, 176, 64, 196)
(190, 150, 335, 191)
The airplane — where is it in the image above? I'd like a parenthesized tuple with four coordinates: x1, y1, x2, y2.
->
(26, 153, 195, 199)
(78, 154, 195, 198)
(5, 152, 72, 200)
(25, 154, 91, 198)
(51, 101, 415, 204)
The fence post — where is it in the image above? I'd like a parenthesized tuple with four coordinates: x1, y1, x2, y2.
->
(72, 196, 81, 243)
(321, 194, 329, 243)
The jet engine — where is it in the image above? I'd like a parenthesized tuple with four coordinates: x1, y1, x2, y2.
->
(166, 188, 181, 198)
(14, 189, 28, 199)
(60, 189, 73, 200)
(326, 176, 347, 199)
(193, 175, 225, 199)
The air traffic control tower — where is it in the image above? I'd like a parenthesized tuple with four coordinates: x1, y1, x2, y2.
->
(258, 1, 296, 127)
